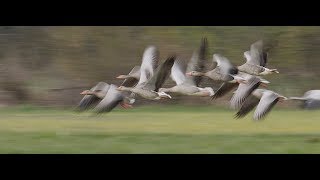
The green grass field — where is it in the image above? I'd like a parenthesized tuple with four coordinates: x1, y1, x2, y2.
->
(0, 105, 320, 153)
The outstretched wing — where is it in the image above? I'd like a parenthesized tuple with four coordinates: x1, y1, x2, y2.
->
(230, 75, 261, 110)
(234, 95, 260, 119)
(213, 54, 238, 75)
(137, 46, 159, 85)
(185, 37, 208, 86)
(211, 82, 239, 100)
(94, 84, 124, 113)
(121, 66, 141, 87)
(144, 56, 175, 91)
(253, 92, 279, 120)
(247, 40, 269, 67)
(77, 82, 110, 111)
(170, 58, 187, 85)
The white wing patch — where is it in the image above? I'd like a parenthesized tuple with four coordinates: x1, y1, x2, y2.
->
(170, 59, 186, 85)
(138, 46, 159, 85)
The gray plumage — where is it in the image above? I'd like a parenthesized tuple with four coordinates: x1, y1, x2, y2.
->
(77, 65, 141, 112)
(230, 74, 263, 110)
(237, 40, 278, 76)
(158, 38, 214, 97)
(289, 90, 320, 110)
(235, 89, 287, 121)
(117, 56, 175, 100)
(77, 82, 111, 111)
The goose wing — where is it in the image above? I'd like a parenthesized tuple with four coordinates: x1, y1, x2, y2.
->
(121, 66, 141, 87)
(230, 75, 261, 110)
(137, 46, 159, 85)
(247, 40, 268, 67)
(77, 82, 110, 111)
(185, 37, 208, 86)
(94, 84, 124, 113)
(253, 91, 279, 120)
(304, 90, 320, 100)
(144, 56, 175, 91)
(170, 58, 187, 85)
(235, 95, 260, 119)
(213, 54, 238, 75)
(304, 99, 320, 109)
(211, 82, 239, 100)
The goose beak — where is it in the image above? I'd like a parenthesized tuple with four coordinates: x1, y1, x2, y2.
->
(186, 72, 192, 76)
(120, 102, 133, 109)
(80, 90, 89, 95)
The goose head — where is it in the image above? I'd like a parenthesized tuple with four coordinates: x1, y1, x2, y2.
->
(80, 90, 91, 95)
(80, 89, 105, 98)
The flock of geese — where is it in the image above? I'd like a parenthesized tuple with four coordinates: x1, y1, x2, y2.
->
(77, 38, 320, 121)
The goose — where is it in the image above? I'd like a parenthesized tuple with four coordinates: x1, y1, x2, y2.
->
(186, 53, 246, 84)
(235, 89, 288, 121)
(289, 90, 320, 109)
(78, 45, 158, 112)
(229, 73, 270, 110)
(211, 72, 262, 100)
(158, 37, 214, 97)
(117, 56, 175, 100)
(237, 40, 279, 76)
(93, 84, 135, 113)
(158, 58, 214, 97)
(77, 65, 141, 112)
(116, 65, 141, 86)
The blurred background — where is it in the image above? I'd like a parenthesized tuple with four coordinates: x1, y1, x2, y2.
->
(0, 26, 319, 108)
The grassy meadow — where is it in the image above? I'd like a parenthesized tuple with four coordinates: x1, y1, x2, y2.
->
(0, 105, 320, 153)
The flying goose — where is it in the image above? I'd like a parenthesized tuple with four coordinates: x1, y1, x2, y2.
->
(229, 73, 270, 110)
(289, 90, 320, 109)
(158, 38, 214, 97)
(158, 58, 214, 97)
(116, 65, 141, 86)
(77, 45, 159, 112)
(235, 89, 288, 121)
(237, 40, 279, 76)
(186, 53, 246, 84)
(117, 56, 175, 100)
(77, 66, 141, 112)
(93, 84, 135, 113)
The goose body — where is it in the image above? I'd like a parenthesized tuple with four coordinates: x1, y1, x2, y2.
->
(235, 89, 287, 120)
(229, 73, 270, 110)
(159, 38, 214, 97)
(211, 71, 269, 101)
(289, 90, 320, 109)
(117, 55, 175, 100)
(290, 90, 320, 101)
(187, 53, 244, 83)
(77, 60, 142, 112)
(237, 40, 279, 76)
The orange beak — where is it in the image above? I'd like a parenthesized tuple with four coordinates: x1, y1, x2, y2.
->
(120, 102, 133, 109)
(80, 90, 88, 95)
